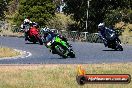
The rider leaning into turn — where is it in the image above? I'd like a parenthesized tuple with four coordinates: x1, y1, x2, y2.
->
(42, 27, 70, 53)
(22, 17, 32, 30)
(43, 27, 68, 45)
(98, 22, 120, 47)
(21, 17, 32, 41)
(21, 17, 40, 41)
(98, 22, 109, 47)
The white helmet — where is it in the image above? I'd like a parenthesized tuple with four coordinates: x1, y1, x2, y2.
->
(24, 19, 30, 22)
(98, 23, 105, 28)
(42, 27, 50, 32)
(24, 19, 32, 24)
(20, 24, 24, 29)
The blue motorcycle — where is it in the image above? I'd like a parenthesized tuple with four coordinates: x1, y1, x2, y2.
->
(103, 28, 123, 51)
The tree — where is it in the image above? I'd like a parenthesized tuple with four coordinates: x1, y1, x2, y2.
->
(0, 0, 8, 20)
(7, 0, 19, 14)
(63, 0, 131, 32)
(53, 0, 62, 6)
(14, 0, 56, 26)
(46, 13, 74, 30)
(53, 0, 63, 12)
(0, 0, 13, 20)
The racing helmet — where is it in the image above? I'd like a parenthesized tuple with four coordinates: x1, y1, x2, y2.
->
(98, 23, 105, 29)
(43, 27, 50, 32)
(31, 22, 39, 28)
(42, 27, 51, 35)
(24, 18, 30, 24)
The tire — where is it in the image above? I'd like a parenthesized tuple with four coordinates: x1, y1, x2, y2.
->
(115, 40, 123, 51)
(55, 44, 68, 58)
(38, 38, 43, 45)
(33, 41, 36, 44)
(35, 35, 43, 45)
(69, 50, 75, 58)
(116, 44, 123, 51)
(32, 36, 37, 44)
(70, 53, 75, 58)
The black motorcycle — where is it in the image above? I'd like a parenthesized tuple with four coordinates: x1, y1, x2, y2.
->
(103, 28, 123, 51)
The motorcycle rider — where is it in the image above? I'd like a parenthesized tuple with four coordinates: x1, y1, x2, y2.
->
(43, 27, 68, 44)
(98, 22, 108, 47)
(98, 22, 121, 47)
(42, 27, 70, 54)
(21, 17, 32, 41)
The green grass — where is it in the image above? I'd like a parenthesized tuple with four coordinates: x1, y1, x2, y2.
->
(0, 63, 131, 88)
(0, 46, 20, 58)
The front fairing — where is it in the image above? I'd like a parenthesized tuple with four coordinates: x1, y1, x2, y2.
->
(55, 36, 67, 47)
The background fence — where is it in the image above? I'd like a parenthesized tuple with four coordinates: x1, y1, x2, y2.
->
(41, 28, 103, 43)
(42, 28, 132, 44)
(0, 21, 132, 44)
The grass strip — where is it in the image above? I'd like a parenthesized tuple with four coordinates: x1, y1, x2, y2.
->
(0, 46, 20, 58)
(0, 63, 131, 88)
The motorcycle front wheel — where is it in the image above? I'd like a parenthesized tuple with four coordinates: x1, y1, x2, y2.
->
(35, 35, 43, 45)
(115, 40, 123, 51)
(55, 44, 68, 58)
(68, 50, 75, 58)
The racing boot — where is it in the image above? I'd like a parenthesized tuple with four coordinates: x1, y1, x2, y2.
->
(24, 32, 29, 41)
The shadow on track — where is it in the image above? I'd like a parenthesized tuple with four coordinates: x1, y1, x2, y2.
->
(50, 57, 67, 59)
(50, 57, 76, 59)
(102, 49, 117, 51)
(25, 42, 39, 44)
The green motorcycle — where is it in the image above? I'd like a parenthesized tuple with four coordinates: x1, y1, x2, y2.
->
(46, 36, 75, 58)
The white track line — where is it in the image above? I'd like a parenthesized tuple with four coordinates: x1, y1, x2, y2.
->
(0, 49, 32, 60)
(26, 52, 32, 57)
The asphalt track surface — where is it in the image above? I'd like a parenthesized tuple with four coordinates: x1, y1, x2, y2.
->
(0, 36, 132, 64)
